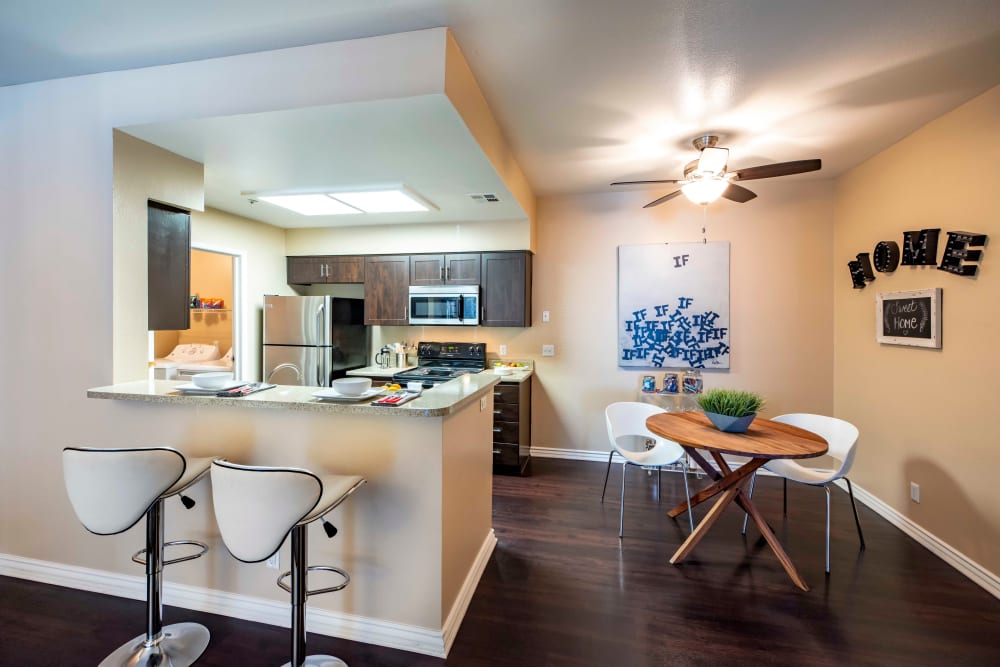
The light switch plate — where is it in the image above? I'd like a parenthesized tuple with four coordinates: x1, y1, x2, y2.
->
(542, 344, 555, 357)
(542, 310, 550, 322)
(499, 344, 508, 356)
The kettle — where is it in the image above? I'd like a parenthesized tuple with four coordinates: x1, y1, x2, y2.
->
(375, 346, 392, 369)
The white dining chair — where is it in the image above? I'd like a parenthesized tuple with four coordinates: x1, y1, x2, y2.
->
(602, 402, 694, 537)
(744, 413, 865, 573)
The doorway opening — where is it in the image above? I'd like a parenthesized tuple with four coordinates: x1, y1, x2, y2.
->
(150, 245, 244, 380)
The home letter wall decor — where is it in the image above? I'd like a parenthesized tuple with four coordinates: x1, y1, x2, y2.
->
(937, 231, 987, 276)
(901, 228, 940, 265)
(873, 241, 900, 273)
(618, 242, 730, 369)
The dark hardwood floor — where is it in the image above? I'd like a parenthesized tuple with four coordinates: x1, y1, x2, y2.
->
(2, 458, 998, 666)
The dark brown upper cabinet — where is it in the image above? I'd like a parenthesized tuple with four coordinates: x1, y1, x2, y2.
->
(364, 255, 410, 325)
(287, 255, 364, 284)
(409, 253, 481, 286)
(147, 201, 191, 331)
(481, 251, 532, 327)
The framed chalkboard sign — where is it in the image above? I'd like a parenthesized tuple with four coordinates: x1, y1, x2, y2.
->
(875, 288, 941, 348)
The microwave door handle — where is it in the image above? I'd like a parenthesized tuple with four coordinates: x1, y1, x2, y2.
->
(458, 293, 464, 322)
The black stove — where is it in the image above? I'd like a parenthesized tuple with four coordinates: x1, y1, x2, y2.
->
(392, 342, 487, 386)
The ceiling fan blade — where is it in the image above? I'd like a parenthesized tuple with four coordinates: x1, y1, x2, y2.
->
(611, 179, 685, 186)
(642, 190, 683, 208)
(731, 159, 821, 181)
(697, 147, 729, 175)
(721, 183, 757, 203)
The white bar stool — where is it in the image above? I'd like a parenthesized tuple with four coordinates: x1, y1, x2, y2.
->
(62, 446, 216, 667)
(210, 461, 366, 667)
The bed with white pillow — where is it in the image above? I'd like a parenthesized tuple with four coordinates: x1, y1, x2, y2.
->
(155, 342, 233, 377)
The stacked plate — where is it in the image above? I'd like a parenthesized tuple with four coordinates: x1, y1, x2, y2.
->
(174, 381, 246, 395)
(312, 387, 385, 402)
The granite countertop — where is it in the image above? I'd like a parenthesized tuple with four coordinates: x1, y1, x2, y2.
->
(481, 367, 533, 383)
(88, 374, 500, 417)
(346, 364, 416, 379)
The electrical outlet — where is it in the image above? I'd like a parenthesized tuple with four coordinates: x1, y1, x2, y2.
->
(499, 344, 508, 356)
(266, 553, 280, 570)
(480, 397, 487, 411)
(910, 482, 920, 503)
(542, 344, 555, 357)
(542, 310, 550, 322)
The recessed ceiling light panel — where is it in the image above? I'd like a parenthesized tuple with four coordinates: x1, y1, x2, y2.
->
(330, 189, 432, 213)
(258, 194, 361, 216)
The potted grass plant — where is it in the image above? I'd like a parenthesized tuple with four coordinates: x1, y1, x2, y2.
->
(697, 388, 765, 433)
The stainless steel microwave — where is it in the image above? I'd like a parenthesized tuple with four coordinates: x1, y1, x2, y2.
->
(408, 285, 480, 326)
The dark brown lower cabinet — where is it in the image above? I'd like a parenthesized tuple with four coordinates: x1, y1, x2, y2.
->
(147, 201, 191, 331)
(492, 379, 531, 475)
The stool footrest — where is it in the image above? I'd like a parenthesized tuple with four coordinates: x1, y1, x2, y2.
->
(132, 540, 209, 566)
(277, 565, 350, 598)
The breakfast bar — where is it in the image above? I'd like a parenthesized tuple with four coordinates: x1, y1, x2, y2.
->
(86, 374, 500, 658)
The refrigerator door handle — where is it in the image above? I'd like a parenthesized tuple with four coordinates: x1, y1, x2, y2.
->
(316, 301, 326, 346)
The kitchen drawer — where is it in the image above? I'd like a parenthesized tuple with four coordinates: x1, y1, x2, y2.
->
(493, 384, 520, 404)
(492, 420, 520, 445)
(493, 402, 519, 422)
(492, 442, 520, 467)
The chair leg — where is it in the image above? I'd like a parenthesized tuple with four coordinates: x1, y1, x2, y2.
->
(845, 477, 866, 550)
(783, 478, 788, 516)
(601, 450, 614, 503)
(290, 524, 307, 666)
(657, 466, 661, 501)
(619, 462, 627, 538)
(741, 472, 756, 535)
(681, 467, 694, 533)
(98, 500, 209, 667)
(824, 484, 832, 574)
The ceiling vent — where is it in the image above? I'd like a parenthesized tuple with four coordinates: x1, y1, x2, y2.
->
(468, 193, 500, 203)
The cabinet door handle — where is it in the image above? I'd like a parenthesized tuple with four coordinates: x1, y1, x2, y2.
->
(494, 409, 501, 415)
(440, 267, 445, 282)
(493, 392, 501, 398)
(445, 266, 450, 281)
(492, 449, 502, 455)
(493, 427, 502, 433)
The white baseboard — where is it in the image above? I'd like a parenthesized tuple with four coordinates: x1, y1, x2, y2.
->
(832, 479, 1000, 600)
(0, 529, 497, 658)
(531, 447, 999, 599)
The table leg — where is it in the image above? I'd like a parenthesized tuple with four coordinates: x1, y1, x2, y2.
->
(670, 484, 742, 564)
(741, 489, 811, 591)
(667, 453, 760, 518)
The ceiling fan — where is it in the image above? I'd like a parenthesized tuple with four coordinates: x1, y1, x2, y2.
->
(611, 135, 821, 207)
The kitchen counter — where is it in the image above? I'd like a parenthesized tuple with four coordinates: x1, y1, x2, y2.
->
(88, 373, 499, 417)
(483, 367, 533, 384)
(84, 373, 498, 658)
(346, 364, 416, 379)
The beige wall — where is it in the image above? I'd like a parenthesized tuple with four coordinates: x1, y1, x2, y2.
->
(833, 85, 1000, 573)
(285, 219, 530, 255)
(113, 130, 204, 382)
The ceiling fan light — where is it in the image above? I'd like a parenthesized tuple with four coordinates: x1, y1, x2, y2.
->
(681, 178, 728, 205)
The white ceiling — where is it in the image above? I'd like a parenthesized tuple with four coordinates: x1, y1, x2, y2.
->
(4, 0, 999, 219)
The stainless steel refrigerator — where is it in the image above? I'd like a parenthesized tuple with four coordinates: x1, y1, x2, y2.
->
(263, 295, 369, 386)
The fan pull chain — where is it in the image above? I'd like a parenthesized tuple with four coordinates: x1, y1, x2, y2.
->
(702, 206, 707, 243)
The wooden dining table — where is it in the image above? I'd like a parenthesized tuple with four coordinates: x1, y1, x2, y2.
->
(646, 411, 828, 591)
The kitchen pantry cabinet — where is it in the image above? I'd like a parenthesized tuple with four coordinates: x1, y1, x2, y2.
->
(363, 255, 410, 325)
(287, 255, 364, 284)
(410, 253, 481, 286)
(148, 201, 191, 331)
(481, 251, 532, 327)
(492, 379, 531, 475)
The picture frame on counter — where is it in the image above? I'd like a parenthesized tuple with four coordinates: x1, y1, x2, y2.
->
(875, 288, 941, 348)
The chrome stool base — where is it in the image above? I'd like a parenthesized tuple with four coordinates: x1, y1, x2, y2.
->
(281, 655, 348, 667)
(98, 622, 210, 667)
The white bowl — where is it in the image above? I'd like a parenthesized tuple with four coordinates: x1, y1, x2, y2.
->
(494, 367, 513, 376)
(191, 372, 234, 389)
(332, 377, 372, 396)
